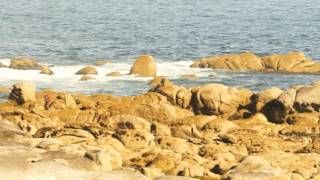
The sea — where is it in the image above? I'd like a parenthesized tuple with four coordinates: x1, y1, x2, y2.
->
(0, 0, 319, 96)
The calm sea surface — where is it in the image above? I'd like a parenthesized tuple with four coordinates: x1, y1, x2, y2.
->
(0, 0, 319, 95)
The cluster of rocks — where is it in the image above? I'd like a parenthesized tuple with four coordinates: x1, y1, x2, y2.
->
(1, 55, 158, 81)
(191, 51, 320, 73)
(0, 79, 319, 179)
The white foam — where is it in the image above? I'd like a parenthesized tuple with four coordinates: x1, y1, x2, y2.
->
(0, 59, 219, 95)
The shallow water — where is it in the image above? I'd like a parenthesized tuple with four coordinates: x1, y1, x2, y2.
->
(0, 0, 319, 95)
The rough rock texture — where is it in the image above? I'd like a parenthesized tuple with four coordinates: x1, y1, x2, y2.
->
(75, 66, 98, 75)
(191, 51, 320, 74)
(9, 82, 36, 105)
(191, 84, 253, 118)
(1, 80, 320, 179)
(40, 66, 54, 75)
(9, 57, 42, 70)
(130, 55, 157, 77)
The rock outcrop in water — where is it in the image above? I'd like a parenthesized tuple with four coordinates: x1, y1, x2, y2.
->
(9, 57, 42, 70)
(75, 66, 98, 75)
(130, 55, 157, 77)
(191, 51, 320, 74)
(40, 66, 54, 75)
(0, 80, 320, 179)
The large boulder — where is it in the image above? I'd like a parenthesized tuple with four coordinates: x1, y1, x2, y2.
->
(9, 57, 42, 70)
(9, 81, 36, 105)
(75, 66, 97, 75)
(191, 52, 263, 71)
(191, 84, 253, 118)
(129, 55, 157, 77)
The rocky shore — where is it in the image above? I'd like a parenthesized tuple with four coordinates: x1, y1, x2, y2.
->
(0, 76, 320, 179)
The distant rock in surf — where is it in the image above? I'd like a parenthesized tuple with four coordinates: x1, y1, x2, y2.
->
(95, 60, 112, 66)
(75, 66, 98, 75)
(9, 57, 42, 70)
(80, 75, 96, 81)
(40, 66, 54, 75)
(130, 55, 157, 77)
(106, 71, 121, 77)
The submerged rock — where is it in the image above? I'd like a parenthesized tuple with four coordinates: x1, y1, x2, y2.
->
(80, 75, 95, 81)
(95, 60, 112, 66)
(106, 71, 121, 77)
(75, 66, 98, 75)
(130, 55, 157, 77)
(40, 66, 54, 75)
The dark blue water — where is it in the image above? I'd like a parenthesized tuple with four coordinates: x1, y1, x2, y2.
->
(0, 0, 319, 64)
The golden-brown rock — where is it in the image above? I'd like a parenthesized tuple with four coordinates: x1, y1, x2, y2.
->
(9, 57, 42, 70)
(130, 55, 157, 77)
(76, 66, 98, 75)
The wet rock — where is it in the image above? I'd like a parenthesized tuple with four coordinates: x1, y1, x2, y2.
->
(106, 71, 121, 77)
(40, 66, 54, 75)
(95, 60, 112, 66)
(9, 57, 42, 70)
(9, 81, 36, 105)
(80, 75, 95, 81)
(180, 74, 199, 81)
(75, 66, 97, 75)
(130, 55, 157, 77)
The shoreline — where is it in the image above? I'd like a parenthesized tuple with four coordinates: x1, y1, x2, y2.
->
(0, 78, 319, 179)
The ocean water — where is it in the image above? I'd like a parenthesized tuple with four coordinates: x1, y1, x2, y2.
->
(0, 0, 319, 95)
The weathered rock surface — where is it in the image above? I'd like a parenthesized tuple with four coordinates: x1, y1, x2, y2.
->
(1, 80, 320, 179)
(75, 66, 98, 75)
(9, 57, 42, 70)
(130, 55, 157, 77)
(191, 51, 320, 74)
